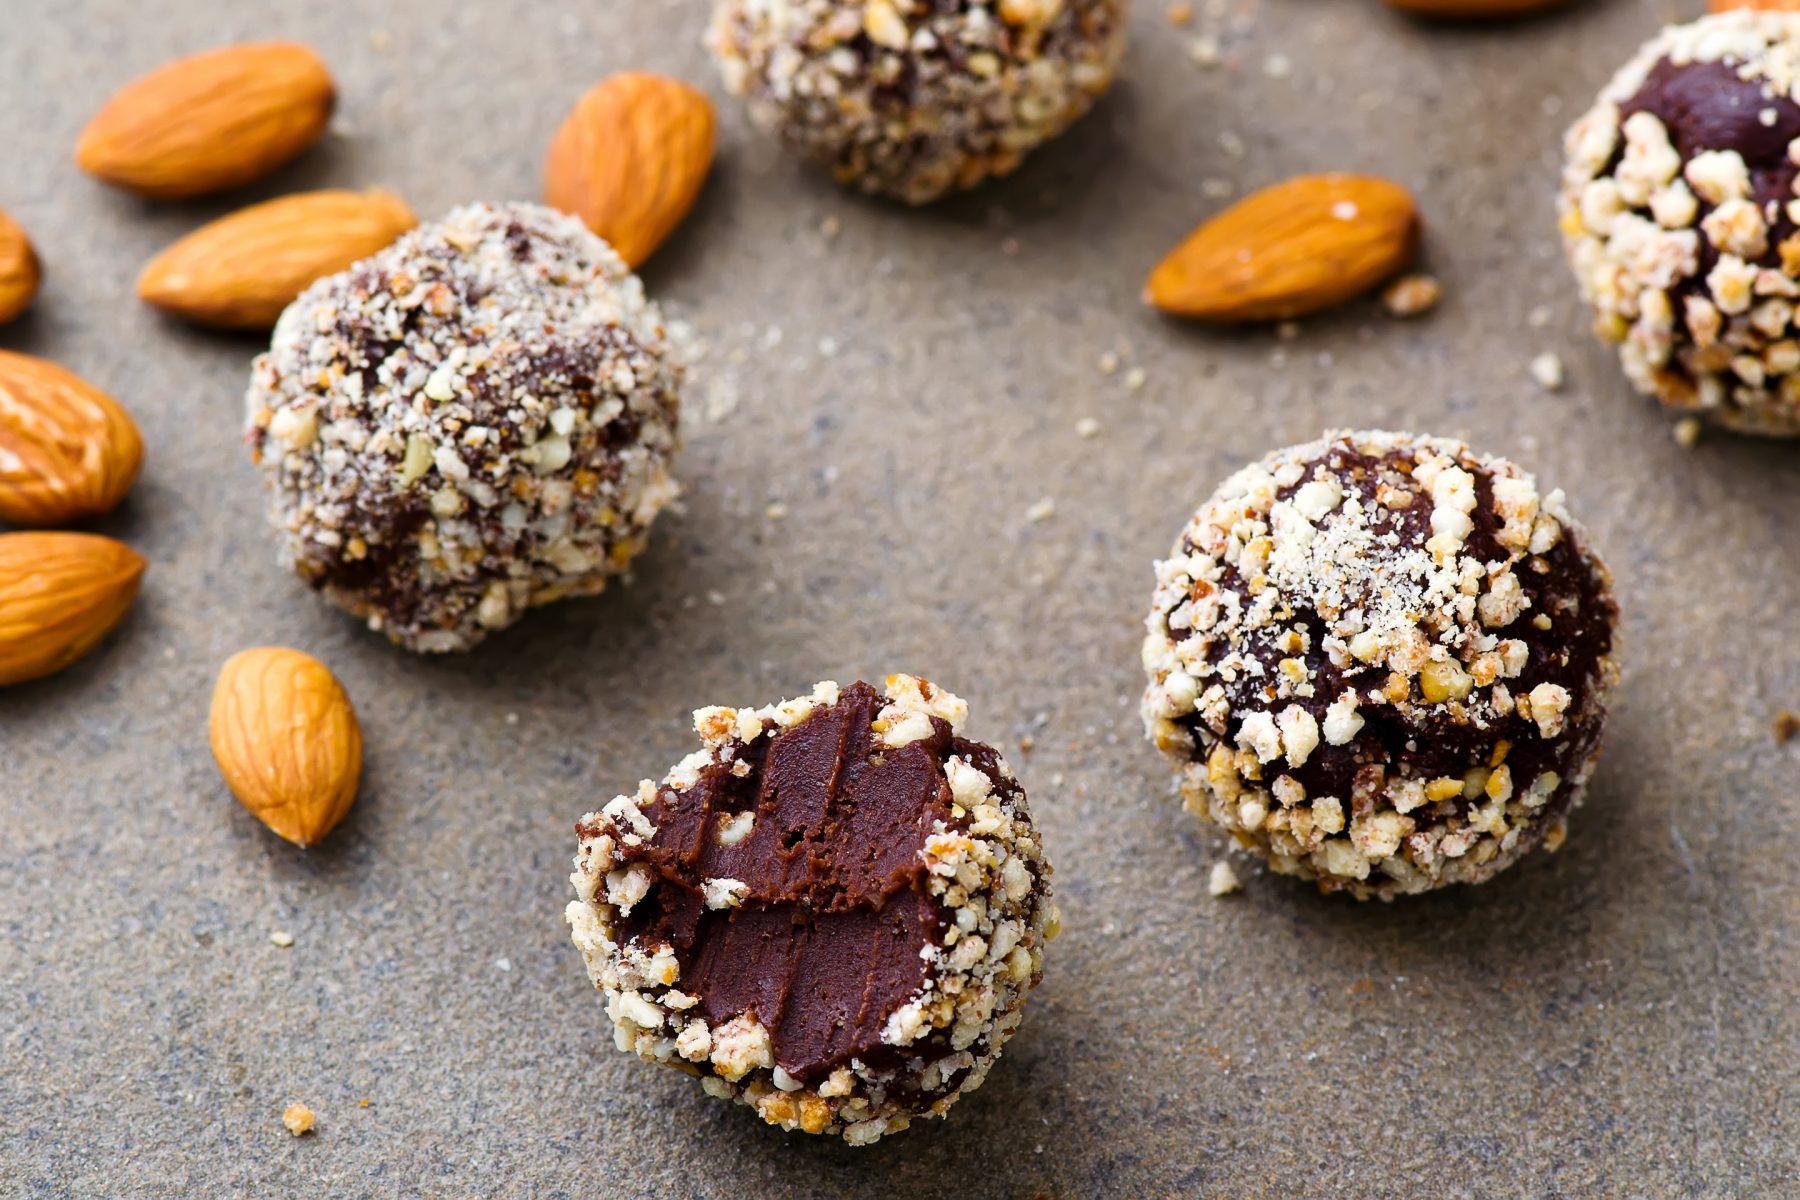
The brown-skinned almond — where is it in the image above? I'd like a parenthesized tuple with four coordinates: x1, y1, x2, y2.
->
(0, 532, 146, 687)
(544, 72, 717, 269)
(0, 210, 41, 326)
(1385, 0, 1568, 16)
(1147, 174, 1420, 323)
(76, 42, 335, 199)
(0, 350, 145, 527)
(138, 189, 417, 331)
(210, 647, 362, 849)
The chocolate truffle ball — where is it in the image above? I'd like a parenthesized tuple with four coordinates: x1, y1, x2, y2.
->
(566, 676, 1057, 1144)
(707, 0, 1127, 205)
(1141, 431, 1620, 900)
(1562, 11, 1800, 435)
(245, 202, 681, 653)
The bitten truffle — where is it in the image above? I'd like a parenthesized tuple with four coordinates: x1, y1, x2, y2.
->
(1562, 11, 1800, 435)
(1141, 431, 1620, 900)
(246, 202, 681, 653)
(707, 0, 1127, 205)
(566, 676, 1057, 1144)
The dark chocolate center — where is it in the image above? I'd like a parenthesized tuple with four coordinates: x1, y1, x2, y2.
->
(613, 682, 956, 1085)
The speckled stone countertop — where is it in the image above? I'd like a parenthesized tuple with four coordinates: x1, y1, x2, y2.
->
(3, 1, 1795, 1195)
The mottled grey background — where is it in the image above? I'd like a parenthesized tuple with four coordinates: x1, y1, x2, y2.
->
(3, 1, 1795, 1196)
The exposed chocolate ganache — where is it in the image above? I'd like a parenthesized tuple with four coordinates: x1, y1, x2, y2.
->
(567, 676, 1056, 1144)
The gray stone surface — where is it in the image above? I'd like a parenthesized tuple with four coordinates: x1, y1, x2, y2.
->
(3, 1, 1795, 1195)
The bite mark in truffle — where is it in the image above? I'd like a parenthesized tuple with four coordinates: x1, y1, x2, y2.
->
(568, 676, 1057, 1144)
(615, 683, 953, 1084)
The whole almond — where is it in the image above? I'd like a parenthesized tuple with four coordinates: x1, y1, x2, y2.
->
(0, 210, 41, 326)
(1385, 0, 1567, 15)
(139, 189, 417, 331)
(76, 42, 335, 199)
(210, 647, 362, 849)
(0, 350, 145, 527)
(544, 72, 717, 269)
(1147, 174, 1420, 322)
(0, 532, 146, 687)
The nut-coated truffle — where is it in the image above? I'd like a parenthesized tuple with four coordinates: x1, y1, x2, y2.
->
(707, 0, 1128, 205)
(566, 676, 1058, 1144)
(1562, 11, 1800, 435)
(246, 202, 681, 652)
(1141, 431, 1619, 900)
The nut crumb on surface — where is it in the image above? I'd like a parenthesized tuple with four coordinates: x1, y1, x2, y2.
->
(1530, 352, 1565, 392)
(1382, 274, 1442, 318)
(269, 930, 294, 948)
(1673, 417, 1702, 448)
(1208, 860, 1243, 896)
(1775, 711, 1800, 743)
(282, 1104, 315, 1136)
(1025, 498, 1057, 523)
(1076, 417, 1101, 438)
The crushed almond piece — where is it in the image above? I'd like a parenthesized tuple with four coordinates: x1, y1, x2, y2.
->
(1530, 352, 1565, 392)
(1382, 274, 1442, 318)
